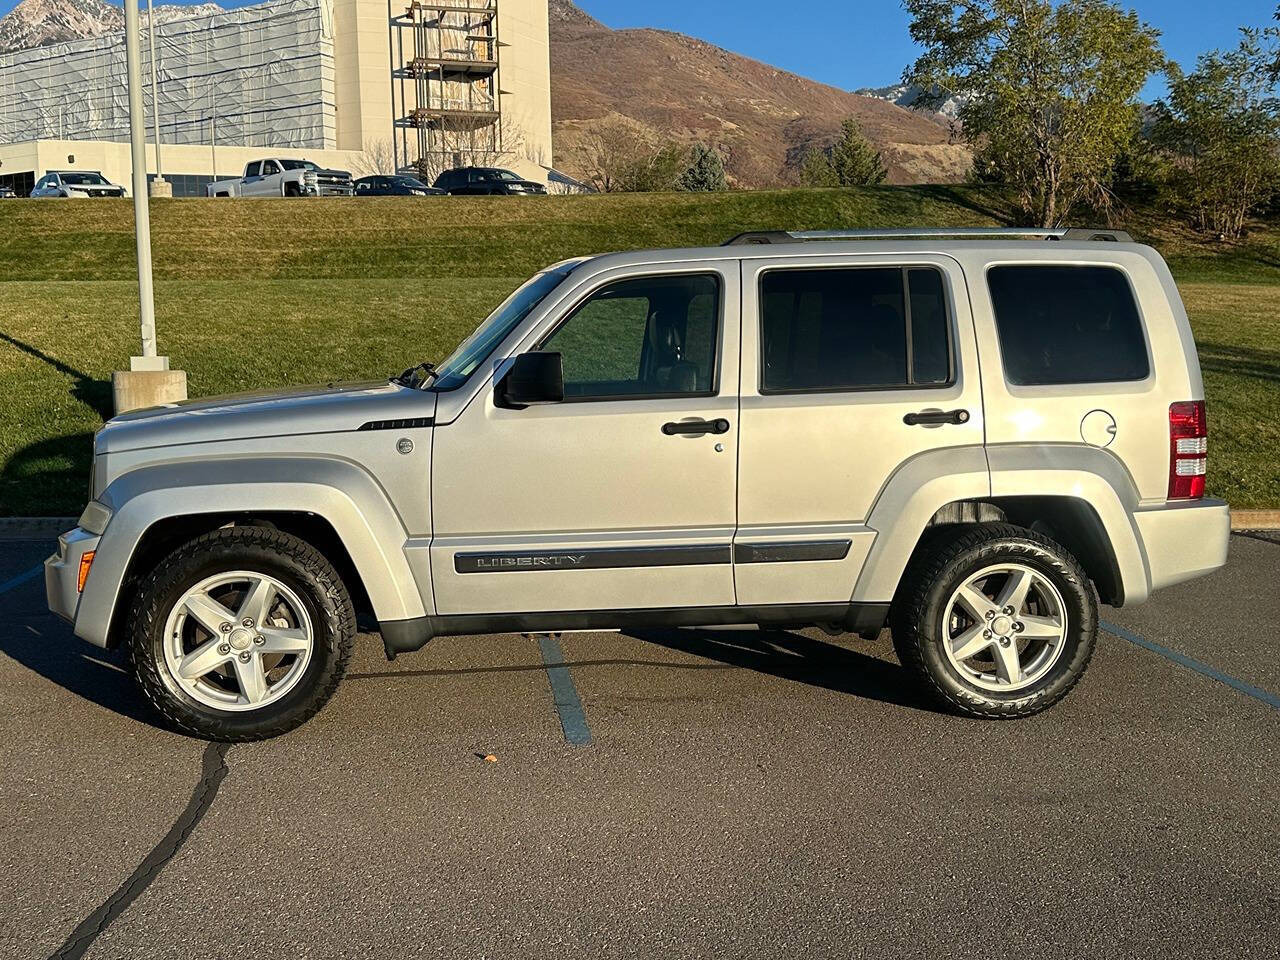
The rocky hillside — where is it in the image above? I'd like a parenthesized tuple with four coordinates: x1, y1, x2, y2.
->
(0, 0, 222, 53)
(549, 0, 970, 186)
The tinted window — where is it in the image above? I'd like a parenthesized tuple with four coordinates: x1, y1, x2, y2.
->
(987, 266, 1149, 386)
(246, 162, 261, 177)
(760, 267, 952, 392)
(541, 274, 720, 399)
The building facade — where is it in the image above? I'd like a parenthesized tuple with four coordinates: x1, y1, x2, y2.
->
(0, 0, 552, 195)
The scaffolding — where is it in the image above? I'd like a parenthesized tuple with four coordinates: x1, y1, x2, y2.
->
(390, 0, 503, 178)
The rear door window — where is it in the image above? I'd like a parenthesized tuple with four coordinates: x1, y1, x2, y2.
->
(987, 265, 1149, 386)
(759, 267, 952, 392)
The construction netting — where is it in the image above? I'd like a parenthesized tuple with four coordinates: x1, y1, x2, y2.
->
(0, 0, 337, 149)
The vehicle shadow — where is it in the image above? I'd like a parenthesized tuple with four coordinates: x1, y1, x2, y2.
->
(0, 433, 95, 518)
(626, 627, 947, 715)
(0, 615, 163, 728)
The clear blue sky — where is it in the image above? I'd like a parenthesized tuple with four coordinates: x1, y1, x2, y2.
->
(4, 0, 1275, 96)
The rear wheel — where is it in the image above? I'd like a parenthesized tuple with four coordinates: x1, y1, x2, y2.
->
(892, 523, 1097, 718)
(128, 526, 355, 740)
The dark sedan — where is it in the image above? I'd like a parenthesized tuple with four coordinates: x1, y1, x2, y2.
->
(353, 175, 445, 196)
(433, 167, 548, 195)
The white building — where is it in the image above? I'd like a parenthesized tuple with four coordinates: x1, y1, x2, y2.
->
(0, 0, 552, 195)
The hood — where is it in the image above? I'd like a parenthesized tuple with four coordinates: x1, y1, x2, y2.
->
(97, 380, 435, 454)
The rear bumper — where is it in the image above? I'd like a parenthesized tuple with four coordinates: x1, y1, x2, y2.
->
(1134, 498, 1231, 595)
(44, 527, 100, 625)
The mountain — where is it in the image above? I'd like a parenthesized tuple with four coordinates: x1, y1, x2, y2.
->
(854, 83, 967, 121)
(548, 0, 971, 187)
(0, 0, 223, 53)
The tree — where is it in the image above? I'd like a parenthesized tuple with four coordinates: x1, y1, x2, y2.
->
(1153, 33, 1280, 238)
(905, 0, 1164, 227)
(570, 117, 684, 192)
(349, 138, 398, 178)
(676, 144, 728, 191)
(799, 118, 887, 187)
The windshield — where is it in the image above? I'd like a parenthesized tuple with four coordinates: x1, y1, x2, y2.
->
(61, 173, 109, 185)
(430, 270, 569, 391)
(480, 169, 522, 181)
(393, 176, 427, 187)
(279, 160, 320, 171)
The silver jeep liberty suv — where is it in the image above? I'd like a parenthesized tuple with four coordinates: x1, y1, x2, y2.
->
(47, 227, 1231, 740)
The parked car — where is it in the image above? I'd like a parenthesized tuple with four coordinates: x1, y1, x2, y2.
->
(30, 171, 126, 198)
(46, 227, 1230, 740)
(353, 175, 445, 196)
(206, 159, 353, 197)
(433, 166, 547, 195)
(0, 184, 16, 199)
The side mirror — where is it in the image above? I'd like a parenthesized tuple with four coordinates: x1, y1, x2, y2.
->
(496, 352, 564, 409)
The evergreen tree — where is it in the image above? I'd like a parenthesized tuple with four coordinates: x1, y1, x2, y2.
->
(676, 144, 729, 192)
(800, 118, 887, 187)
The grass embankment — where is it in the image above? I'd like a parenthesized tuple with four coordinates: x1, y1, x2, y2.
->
(0, 186, 1276, 514)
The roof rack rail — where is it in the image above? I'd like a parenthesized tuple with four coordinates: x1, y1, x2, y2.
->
(723, 227, 1133, 245)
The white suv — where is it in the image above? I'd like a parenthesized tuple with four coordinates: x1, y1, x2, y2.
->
(45, 227, 1230, 739)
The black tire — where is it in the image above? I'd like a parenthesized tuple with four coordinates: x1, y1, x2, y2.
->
(284, 182, 301, 197)
(128, 526, 355, 741)
(891, 523, 1097, 719)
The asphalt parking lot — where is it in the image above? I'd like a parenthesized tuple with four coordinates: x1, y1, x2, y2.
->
(0, 533, 1276, 959)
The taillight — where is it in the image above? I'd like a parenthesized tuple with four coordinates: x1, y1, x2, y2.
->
(1168, 401, 1207, 500)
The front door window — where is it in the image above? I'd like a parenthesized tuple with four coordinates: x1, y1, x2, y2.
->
(540, 274, 720, 400)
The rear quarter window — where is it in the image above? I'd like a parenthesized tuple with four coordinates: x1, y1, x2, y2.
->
(987, 265, 1149, 386)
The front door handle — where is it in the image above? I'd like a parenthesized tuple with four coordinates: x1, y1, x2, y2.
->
(662, 418, 730, 436)
(903, 408, 970, 426)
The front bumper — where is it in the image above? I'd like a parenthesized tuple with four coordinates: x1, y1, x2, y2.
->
(45, 527, 100, 624)
(1135, 498, 1231, 594)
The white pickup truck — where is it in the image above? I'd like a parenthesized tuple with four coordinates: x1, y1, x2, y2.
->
(206, 158, 354, 197)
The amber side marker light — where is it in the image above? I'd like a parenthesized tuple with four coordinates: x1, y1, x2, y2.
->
(77, 551, 96, 592)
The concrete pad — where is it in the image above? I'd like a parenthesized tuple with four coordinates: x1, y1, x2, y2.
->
(111, 369, 187, 414)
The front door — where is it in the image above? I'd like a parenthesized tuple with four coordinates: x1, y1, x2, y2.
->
(430, 262, 742, 617)
(734, 254, 985, 605)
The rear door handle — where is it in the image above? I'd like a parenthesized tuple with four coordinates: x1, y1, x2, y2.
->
(662, 418, 730, 436)
(903, 408, 970, 426)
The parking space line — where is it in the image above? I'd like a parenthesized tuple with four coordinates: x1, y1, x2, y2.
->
(536, 634, 592, 745)
(0, 564, 42, 595)
(1102, 620, 1280, 711)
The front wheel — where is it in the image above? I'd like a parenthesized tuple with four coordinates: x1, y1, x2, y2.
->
(128, 526, 355, 740)
(892, 523, 1097, 718)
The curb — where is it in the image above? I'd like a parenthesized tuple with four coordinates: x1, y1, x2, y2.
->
(0, 518, 77, 540)
(1232, 510, 1280, 530)
(1, 510, 1278, 540)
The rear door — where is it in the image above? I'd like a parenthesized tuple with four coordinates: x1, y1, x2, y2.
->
(734, 253, 984, 605)
(429, 261, 742, 617)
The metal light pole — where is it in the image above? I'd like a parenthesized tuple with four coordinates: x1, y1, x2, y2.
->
(145, 0, 168, 194)
(112, 0, 185, 413)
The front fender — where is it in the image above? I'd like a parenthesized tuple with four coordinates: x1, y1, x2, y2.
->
(77, 456, 425, 648)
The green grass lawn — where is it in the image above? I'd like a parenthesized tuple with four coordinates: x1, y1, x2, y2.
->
(1, 188, 1276, 514)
